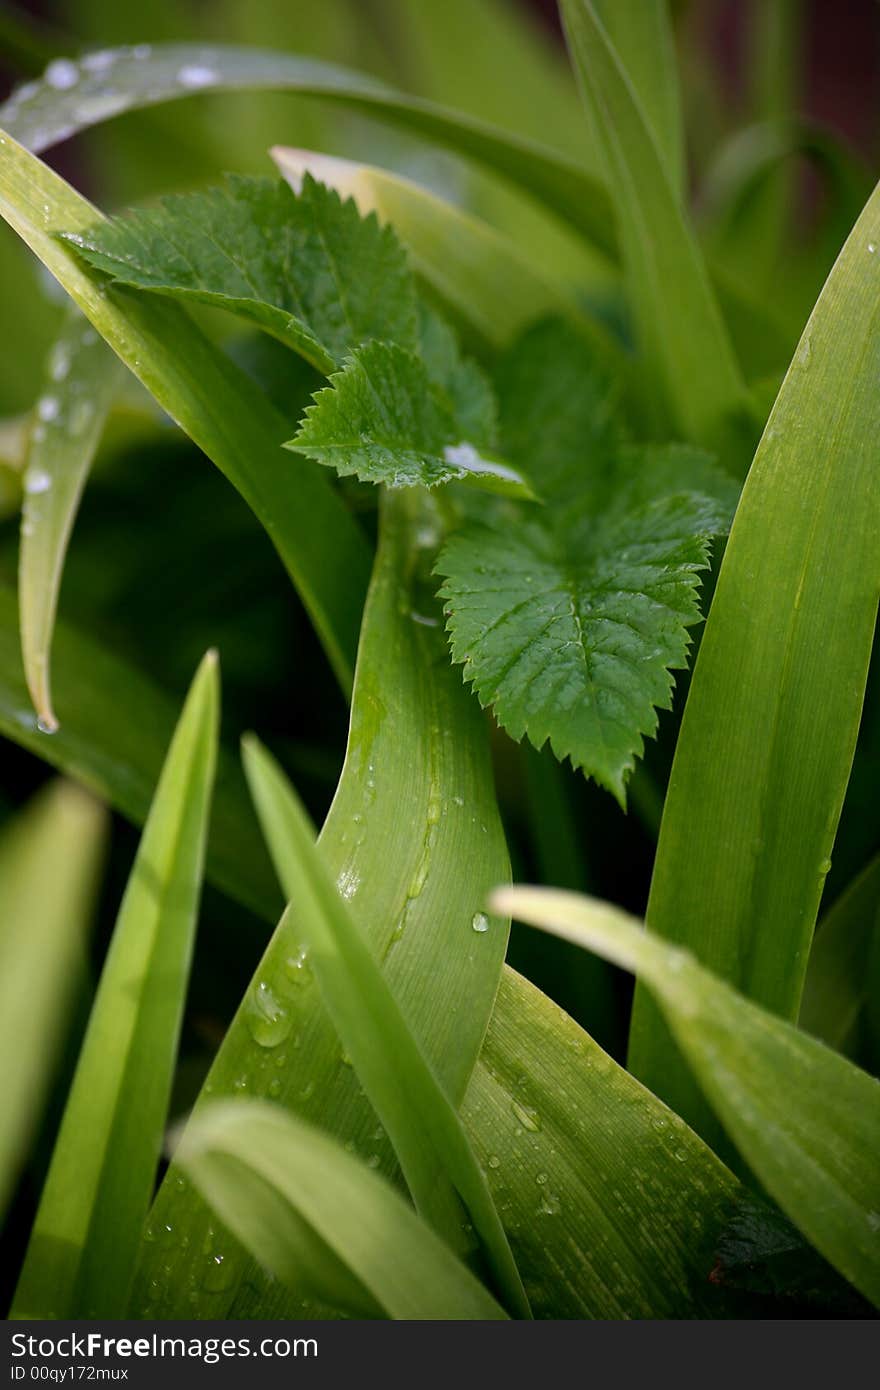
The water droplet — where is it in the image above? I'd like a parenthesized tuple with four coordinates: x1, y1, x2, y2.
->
(45, 59, 80, 91)
(487, 1154, 501, 1170)
(539, 1192, 561, 1216)
(232, 1075, 248, 1092)
(797, 336, 812, 366)
(651, 1116, 667, 1132)
(48, 342, 71, 381)
(819, 857, 832, 875)
(283, 945, 312, 987)
(267, 1078, 282, 1098)
(867, 1210, 880, 1232)
(24, 468, 51, 495)
(202, 1253, 233, 1293)
(869, 243, 877, 254)
(410, 610, 439, 627)
(365, 1153, 381, 1169)
(511, 1100, 541, 1132)
(37, 715, 59, 735)
(37, 395, 60, 422)
(244, 981, 292, 1048)
(471, 911, 490, 934)
(82, 49, 117, 73)
(674, 1148, 688, 1163)
(177, 64, 218, 89)
(535, 1171, 548, 1186)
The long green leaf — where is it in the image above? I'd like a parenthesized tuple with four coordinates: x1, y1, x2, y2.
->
(12, 651, 219, 1319)
(0, 128, 371, 694)
(496, 887, 880, 1309)
(129, 489, 516, 1317)
(560, 0, 751, 463)
(800, 855, 880, 1058)
(0, 780, 106, 1221)
(241, 732, 528, 1317)
(19, 305, 123, 732)
(177, 1100, 508, 1321)
(0, 584, 279, 923)
(629, 182, 880, 1143)
(592, 0, 684, 194)
(0, 41, 616, 260)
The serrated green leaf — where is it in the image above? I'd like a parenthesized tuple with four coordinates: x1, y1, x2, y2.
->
(270, 146, 621, 367)
(289, 341, 529, 498)
(0, 130, 371, 695)
(438, 324, 736, 799)
(12, 652, 219, 1320)
(176, 1101, 507, 1321)
(241, 735, 530, 1318)
(628, 180, 880, 1145)
(63, 174, 418, 373)
(0, 780, 106, 1222)
(496, 886, 880, 1309)
(19, 306, 123, 733)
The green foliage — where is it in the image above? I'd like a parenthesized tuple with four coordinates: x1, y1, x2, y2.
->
(0, 1, 877, 1326)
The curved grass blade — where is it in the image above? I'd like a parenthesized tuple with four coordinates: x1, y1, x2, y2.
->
(0, 129, 371, 694)
(496, 887, 880, 1309)
(560, 0, 751, 464)
(0, 584, 278, 924)
(12, 651, 219, 1320)
(19, 306, 123, 733)
(800, 855, 880, 1059)
(177, 1101, 508, 1321)
(0, 780, 106, 1222)
(628, 181, 880, 1144)
(271, 146, 622, 365)
(0, 42, 616, 261)
(129, 489, 518, 1318)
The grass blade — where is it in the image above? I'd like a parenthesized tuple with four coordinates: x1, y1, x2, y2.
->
(0, 128, 371, 694)
(19, 305, 123, 733)
(496, 886, 880, 1309)
(177, 1100, 508, 1320)
(592, 0, 684, 194)
(0, 584, 278, 924)
(0, 41, 616, 261)
(0, 780, 106, 1221)
(130, 490, 519, 1318)
(242, 735, 528, 1318)
(464, 966, 742, 1317)
(560, 0, 750, 463)
(800, 855, 880, 1058)
(12, 651, 219, 1319)
(628, 181, 880, 1143)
